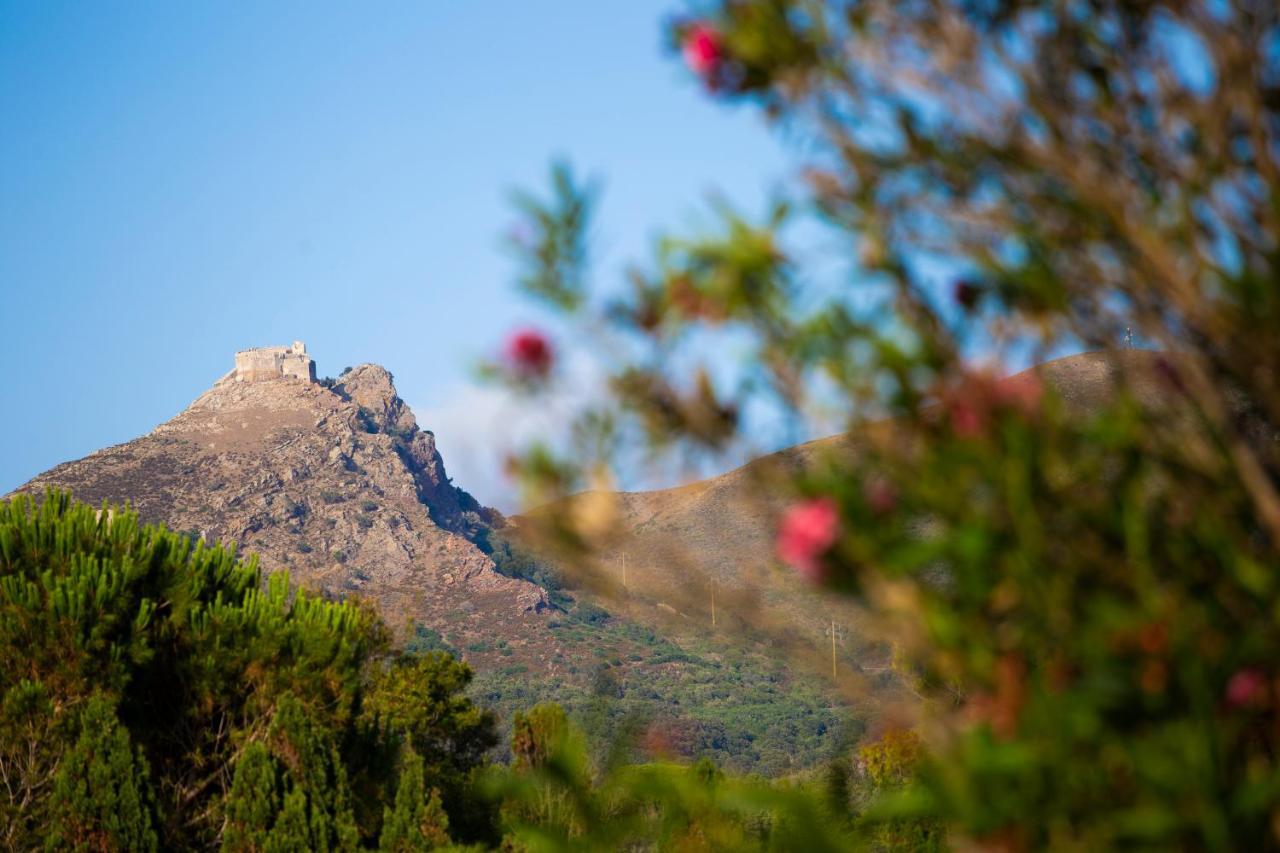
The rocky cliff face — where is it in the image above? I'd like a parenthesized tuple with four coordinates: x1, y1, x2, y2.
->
(14, 365, 559, 674)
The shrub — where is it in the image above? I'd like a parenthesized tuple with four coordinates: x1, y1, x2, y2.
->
(497, 1, 1280, 845)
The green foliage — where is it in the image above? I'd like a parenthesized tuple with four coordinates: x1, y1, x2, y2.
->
(569, 601, 609, 626)
(511, 704, 569, 771)
(231, 693, 360, 851)
(0, 492, 497, 849)
(223, 743, 282, 851)
(494, 0, 1280, 846)
(46, 693, 159, 852)
(506, 161, 598, 313)
(474, 616, 852, 777)
(486, 537, 573, 611)
(361, 653, 499, 845)
(404, 623, 458, 658)
(378, 748, 451, 852)
(490, 709, 864, 851)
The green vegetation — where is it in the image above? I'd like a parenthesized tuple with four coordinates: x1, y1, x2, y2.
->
(404, 623, 458, 658)
(471, 611, 855, 778)
(486, 536, 573, 610)
(488, 704, 931, 850)
(8, 0, 1279, 846)
(482, 535, 857, 776)
(0, 492, 884, 850)
(0, 492, 497, 850)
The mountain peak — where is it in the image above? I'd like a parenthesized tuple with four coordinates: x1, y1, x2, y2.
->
(12, 353, 549, 659)
(335, 364, 416, 435)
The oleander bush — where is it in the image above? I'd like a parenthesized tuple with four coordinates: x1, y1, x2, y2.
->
(496, 0, 1280, 848)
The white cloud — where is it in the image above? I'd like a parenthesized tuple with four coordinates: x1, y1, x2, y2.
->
(411, 352, 605, 514)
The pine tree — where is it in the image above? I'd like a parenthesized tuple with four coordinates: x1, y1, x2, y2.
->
(221, 696, 360, 852)
(45, 693, 159, 852)
(222, 743, 281, 851)
(265, 787, 311, 852)
(0, 493, 394, 847)
(270, 694, 360, 851)
(379, 748, 450, 852)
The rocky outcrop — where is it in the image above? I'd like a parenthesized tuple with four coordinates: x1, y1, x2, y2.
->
(333, 364, 501, 537)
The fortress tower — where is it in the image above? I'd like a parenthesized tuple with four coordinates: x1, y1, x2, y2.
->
(233, 341, 316, 383)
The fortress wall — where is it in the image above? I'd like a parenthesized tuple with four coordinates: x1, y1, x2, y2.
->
(234, 345, 316, 383)
(280, 354, 316, 381)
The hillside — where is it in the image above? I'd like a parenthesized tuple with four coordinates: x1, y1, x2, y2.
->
(12, 348, 1165, 774)
(517, 350, 1173, 664)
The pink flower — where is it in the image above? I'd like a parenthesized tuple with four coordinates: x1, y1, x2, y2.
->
(505, 329, 553, 379)
(863, 476, 897, 515)
(994, 373, 1044, 418)
(1226, 668, 1267, 708)
(948, 396, 986, 439)
(683, 23, 724, 80)
(777, 497, 840, 581)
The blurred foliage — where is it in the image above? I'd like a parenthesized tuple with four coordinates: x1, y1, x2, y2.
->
(489, 703, 932, 851)
(497, 0, 1280, 848)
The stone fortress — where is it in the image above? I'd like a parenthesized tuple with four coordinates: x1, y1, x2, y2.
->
(233, 341, 316, 383)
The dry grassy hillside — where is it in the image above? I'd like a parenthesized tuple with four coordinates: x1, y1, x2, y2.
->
(519, 350, 1172, 685)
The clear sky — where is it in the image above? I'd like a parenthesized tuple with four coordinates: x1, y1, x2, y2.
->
(0, 2, 793, 508)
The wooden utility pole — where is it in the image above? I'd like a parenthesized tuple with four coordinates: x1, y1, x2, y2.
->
(826, 620, 844, 681)
(710, 580, 717, 629)
(622, 553, 628, 591)
(830, 620, 837, 679)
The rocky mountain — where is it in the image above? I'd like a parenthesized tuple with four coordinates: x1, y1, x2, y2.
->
(13, 363, 560, 672)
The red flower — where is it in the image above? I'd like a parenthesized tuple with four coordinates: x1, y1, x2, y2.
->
(1226, 668, 1267, 708)
(683, 23, 725, 81)
(777, 497, 840, 581)
(1153, 355, 1186, 394)
(953, 279, 982, 311)
(505, 329, 553, 379)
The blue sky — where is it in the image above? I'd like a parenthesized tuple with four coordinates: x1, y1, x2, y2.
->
(0, 2, 794, 506)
